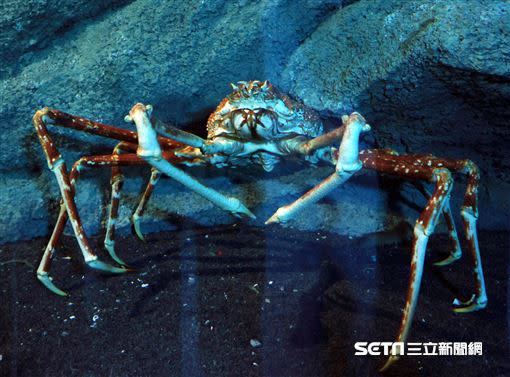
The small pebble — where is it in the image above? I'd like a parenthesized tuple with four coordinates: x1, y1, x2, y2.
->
(250, 339, 262, 348)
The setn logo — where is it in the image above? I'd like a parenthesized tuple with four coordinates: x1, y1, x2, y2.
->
(354, 342, 404, 356)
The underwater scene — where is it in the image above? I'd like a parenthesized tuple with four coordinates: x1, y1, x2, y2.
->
(0, 1, 509, 376)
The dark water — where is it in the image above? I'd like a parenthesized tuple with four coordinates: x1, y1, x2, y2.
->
(1, 225, 508, 377)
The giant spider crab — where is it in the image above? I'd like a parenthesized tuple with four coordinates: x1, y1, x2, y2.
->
(33, 80, 487, 370)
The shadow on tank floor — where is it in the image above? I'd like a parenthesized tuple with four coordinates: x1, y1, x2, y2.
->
(0, 223, 508, 377)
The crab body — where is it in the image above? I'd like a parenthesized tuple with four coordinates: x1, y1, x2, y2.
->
(194, 80, 326, 171)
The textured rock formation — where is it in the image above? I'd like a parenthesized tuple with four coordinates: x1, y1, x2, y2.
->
(280, 0, 510, 227)
(1, 0, 508, 244)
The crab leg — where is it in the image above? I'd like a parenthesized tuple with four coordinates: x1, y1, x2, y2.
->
(35, 153, 148, 295)
(126, 103, 255, 219)
(151, 117, 207, 148)
(412, 182, 462, 266)
(104, 142, 138, 264)
(33, 108, 184, 294)
(266, 113, 370, 224)
(72, 154, 148, 267)
(37, 203, 68, 296)
(375, 148, 463, 267)
(293, 120, 346, 155)
(74, 152, 184, 267)
(359, 151, 454, 371)
(451, 160, 487, 312)
(33, 110, 132, 294)
(393, 155, 487, 311)
(132, 168, 161, 241)
(34, 107, 180, 149)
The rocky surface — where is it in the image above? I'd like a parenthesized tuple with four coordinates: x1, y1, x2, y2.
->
(1, 0, 509, 243)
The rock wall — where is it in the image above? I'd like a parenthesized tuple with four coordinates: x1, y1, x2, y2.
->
(1, 0, 509, 244)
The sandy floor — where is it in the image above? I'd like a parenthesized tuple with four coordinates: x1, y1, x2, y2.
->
(0, 224, 508, 377)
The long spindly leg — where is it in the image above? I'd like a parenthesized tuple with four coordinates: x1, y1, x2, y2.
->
(434, 201, 462, 266)
(37, 203, 68, 296)
(104, 142, 138, 264)
(409, 157, 487, 312)
(266, 113, 371, 224)
(132, 168, 161, 241)
(365, 149, 463, 266)
(126, 103, 255, 219)
(36, 153, 152, 294)
(359, 150, 455, 371)
(71, 154, 163, 268)
(33, 108, 183, 294)
(385, 170, 452, 371)
(451, 160, 487, 313)
(47, 163, 129, 285)
(413, 182, 462, 266)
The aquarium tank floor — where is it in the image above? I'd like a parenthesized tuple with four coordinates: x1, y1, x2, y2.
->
(0, 224, 508, 377)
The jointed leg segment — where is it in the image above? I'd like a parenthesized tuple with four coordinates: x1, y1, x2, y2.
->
(132, 168, 161, 241)
(127, 103, 256, 219)
(359, 150, 487, 370)
(266, 113, 371, 224)
(33, 108, 182, 294)
(104, 142, 137, 264)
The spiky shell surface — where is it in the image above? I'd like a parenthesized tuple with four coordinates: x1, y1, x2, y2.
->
(206, 80, 323, 141)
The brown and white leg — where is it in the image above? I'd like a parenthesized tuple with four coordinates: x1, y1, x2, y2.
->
(413, 157, 487, 311)
(452, 160, 487, 312)
(359, 151, 455, 370)
(103, 142, 138, 264)
(72, 154, 161, 268)
(35, 154, 145, 295)
(35, 149, 134, 294)
(380, 168, 453, 371)
(266, 113, 370, 224)
(126, 103, 255, 219)
(36, 203, 68, 295)
(434, 201, 462, 266)
(413, 182, 462, 266)
(33, 108, 184, 294)
(132, 168, 161, 241)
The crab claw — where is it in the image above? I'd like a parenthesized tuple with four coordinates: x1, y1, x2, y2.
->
(433, 254, 460, 267)
(379, 355, 400, 372)
(132, 213, 145, 242)
(37, 273, 68, 296)
(104, 240, 128, 267)
(229, 198, 256, 219)
(452, 295, 487, 313)
(86, 259, 132, 273)
(265, 207, 289, 225)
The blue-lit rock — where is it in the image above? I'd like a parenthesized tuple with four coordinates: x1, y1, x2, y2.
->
(0, 0, 508, 243)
